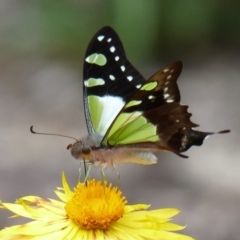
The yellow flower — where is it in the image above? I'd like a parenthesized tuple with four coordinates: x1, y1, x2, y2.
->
(0, 173, 195, 240)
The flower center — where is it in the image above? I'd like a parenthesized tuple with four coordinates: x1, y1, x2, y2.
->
(65, 180, 126, 230)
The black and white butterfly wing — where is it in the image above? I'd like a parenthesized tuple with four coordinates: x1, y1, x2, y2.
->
(83, 26, 146, 136)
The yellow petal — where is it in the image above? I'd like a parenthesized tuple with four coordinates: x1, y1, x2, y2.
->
(124, 204, 150, 213)
(61, 172, 73, 198)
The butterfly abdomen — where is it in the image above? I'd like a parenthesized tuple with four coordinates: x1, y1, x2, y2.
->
(89, 147, 158, 168)
(70, 136, 159, 167)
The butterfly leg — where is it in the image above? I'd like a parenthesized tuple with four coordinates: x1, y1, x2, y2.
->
(78, 161, 82, 183)
(100, 168, 110, 204)
(101, 167, 107, 185)
(111, 160, 120, 188)
(78, 159, 89, 185)
(84, 164, 92, 185)
(78, 160, 88, 183)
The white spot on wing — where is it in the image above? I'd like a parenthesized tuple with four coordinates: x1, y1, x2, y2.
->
(148, 95, 155, 99)
(109, 75, 115, 81)
(97, 35, 104, 41)
(164, 87, 168, 92)
(136, 84, 141, 89)
(91, 96, 125, 135)
(110, 46, 115, 53)
(127, 76, 133, 81)
(115, 56, 120, 61)
(107, 38, 112, 42)
(164, 93, 170, 98)
(121, 65, 126, 72)
(166, 99, 174, 103)
(167, 75, 172, 80)
(163, 68, 169, 72)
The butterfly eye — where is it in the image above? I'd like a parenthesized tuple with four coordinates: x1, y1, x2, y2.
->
(82, 146, 91, 155)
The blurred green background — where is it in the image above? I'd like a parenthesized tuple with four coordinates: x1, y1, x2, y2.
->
(1, 1, 239, 61)
(0, 1, 239, 240)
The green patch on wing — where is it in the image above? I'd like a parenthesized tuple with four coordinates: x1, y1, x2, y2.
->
(88, 95, 105, 133)
(85, 53, 107, 66)
(125, 100, 142, 108)
(84, 78, 105, 87)
(102, 112, 159, 146)
(140, 81, 158, 91)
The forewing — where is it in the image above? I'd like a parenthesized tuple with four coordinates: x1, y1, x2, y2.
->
(83, 26, 146, 135)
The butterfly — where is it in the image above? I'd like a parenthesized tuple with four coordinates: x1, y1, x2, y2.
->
(66, 26, 229, 169)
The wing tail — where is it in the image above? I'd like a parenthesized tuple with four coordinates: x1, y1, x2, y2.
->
(166, 129, 230, 157)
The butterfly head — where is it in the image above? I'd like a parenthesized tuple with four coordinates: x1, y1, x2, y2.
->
(67, 141, 92, 162)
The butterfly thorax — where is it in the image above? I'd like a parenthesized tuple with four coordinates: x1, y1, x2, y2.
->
(69, 133, 159, 168)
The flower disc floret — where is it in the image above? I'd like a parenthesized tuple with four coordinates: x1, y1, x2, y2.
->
(65, 180, 126, 229)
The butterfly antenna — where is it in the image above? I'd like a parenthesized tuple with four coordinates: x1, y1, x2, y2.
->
(30, 126, 79, 142)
